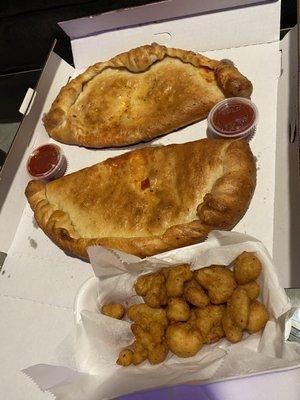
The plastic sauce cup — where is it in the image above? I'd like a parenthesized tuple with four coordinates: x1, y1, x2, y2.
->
(27, 143, 67, 180)
(207, 97, 258, 139)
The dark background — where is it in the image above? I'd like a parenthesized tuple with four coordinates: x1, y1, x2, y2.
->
(0, 0, 297, 129)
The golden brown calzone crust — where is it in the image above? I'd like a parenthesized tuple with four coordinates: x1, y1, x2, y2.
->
(25, 139, 256, 259)
(43, 44, 252, 148)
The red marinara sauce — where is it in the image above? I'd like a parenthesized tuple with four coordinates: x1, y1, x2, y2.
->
(208, 98, 258, 138)
(27, 144, 66, 180)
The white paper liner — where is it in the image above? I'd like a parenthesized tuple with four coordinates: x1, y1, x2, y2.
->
(22, 231, 300, 400)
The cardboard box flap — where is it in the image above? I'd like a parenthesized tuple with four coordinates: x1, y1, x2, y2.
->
(0, 51, 74, 254)
(273, 26, 300, 288)
(60, 0, 280, 69)
(59, 0, 277, 39)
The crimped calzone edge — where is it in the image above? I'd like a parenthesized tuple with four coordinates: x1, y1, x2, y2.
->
(43, 44, 253, 148)
(25, 139, 256, 259)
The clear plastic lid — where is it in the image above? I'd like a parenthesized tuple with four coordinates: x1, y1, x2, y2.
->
(207, 97, 258, 139)
(26, 143, 67, 180)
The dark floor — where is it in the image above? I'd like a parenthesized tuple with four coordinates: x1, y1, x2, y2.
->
(0, 0, 296, 164)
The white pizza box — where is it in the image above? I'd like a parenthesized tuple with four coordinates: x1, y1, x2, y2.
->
(1, 0, 296, 287)
(0, 0, 293, 322)
(0, 0, 299, 398)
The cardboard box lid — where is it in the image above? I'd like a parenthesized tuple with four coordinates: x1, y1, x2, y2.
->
(59, 0, 280, 69)
(0, 0, 281, 256)
(59, 0, 278, 39)
(273, 26, 300, 287)
(0, 51, 74, 254)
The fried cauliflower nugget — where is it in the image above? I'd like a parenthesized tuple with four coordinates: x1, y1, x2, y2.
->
(131, 323, 165, 346)
(160, 267, 170, 280)
(234, 252, 262, 284)
(222, 308, 243, 343)
(117, 349, 133, 366)
(132, 341, 148, 365)
(148, 343, 169, 365)
(184, 279, 210, 308)
(228, 288, 250, 330)
(166, 298, 190, 322)
(128, 304, 168, 328)
(247, 300, 269, 334)
(193, 304, 225, 343)
(239, 281, 260, 300)
(187, 308, 198, 329)
(101, 303, 125, 319)
(131, 323, 168, 365)
(194, 266, 237, 304)
(206, 323, 225, 344)
(148, 322, 166, 343)
(134, 272, 168, 307)
(166, 322, 203, 358)
(117, 341, 149, 367)
(122, 305, 169, 366)
(163, 264, 193, 297)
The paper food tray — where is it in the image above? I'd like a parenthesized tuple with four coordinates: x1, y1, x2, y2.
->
(23, 231, 300, 400)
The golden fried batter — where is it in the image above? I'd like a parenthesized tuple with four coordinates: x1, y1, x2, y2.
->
(166, 298, 190, 322)
(228, 288, 250, 330)
(131, 324, 154, 349)
(148, 343, 169, 365)
(247, 300, 269, 334)
(164, 264, 193, 297)
(131, 323, 168, 365)
(134, 272, 167, 307)
(132, 341, 148, 365)
(128, 304, 168, 328)
(187, 308, 198, 330)
(239, 281, 260, 300)
(194, 266, 237, 304)
(234, 252, 262, 284)
(194, 304, 225, 343)
(166, 322, 203, 358)
(101, 303, 125, 319)
(206, 323, 225, 344)
(222, 308, 243, 343)
(117, 349, 133, 366)
(184, 279, 210, 308)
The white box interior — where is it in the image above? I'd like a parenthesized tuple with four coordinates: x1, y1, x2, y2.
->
(1, 1, 299, 397)
(0, 41, 281, 307)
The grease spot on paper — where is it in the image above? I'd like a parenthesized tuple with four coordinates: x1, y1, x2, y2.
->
(28, 237, 38, 249)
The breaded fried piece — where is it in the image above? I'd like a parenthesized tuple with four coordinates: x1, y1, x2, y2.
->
(184, 279, 210, 308)
(166, 322, 203, 358)
(134, 272, 167, 307)
(195, 266, 237, 304)
(101, 303, 125, 319)
(234, 252, 262, 284)
(128, 304, 168, 328)
(166, 298, 190, 322)
(247, 300, 269, 334)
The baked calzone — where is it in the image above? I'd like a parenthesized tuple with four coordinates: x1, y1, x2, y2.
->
(43, 44, 252, 148)
(25, 139, 256, 259)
